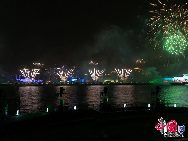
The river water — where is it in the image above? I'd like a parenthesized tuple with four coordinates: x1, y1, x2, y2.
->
(18, 85, 188, 113)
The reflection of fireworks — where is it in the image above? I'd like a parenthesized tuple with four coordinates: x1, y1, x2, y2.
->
(20, 68, 40, 80)
(115, 68, 132, 82)
(148, 0, 188, 54)
(89, 68, 104, 81)
(57, 66, 75, 82)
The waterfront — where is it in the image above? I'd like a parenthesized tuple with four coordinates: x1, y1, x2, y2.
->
(1, 84, 188, 140)
(18, 85, 188, 113)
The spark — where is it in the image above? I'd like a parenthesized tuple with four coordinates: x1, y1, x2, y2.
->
(89, 61, 98, 66)
(164, 32, 187, 55)
(148, 0, 188, 55)
(89, 68, 105, 81)
(20, 68, 40, 80)
(115, 68, 132, 82)
(56, 66, 75, 82)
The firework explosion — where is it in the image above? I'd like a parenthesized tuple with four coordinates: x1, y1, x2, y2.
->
(136, 59, 146, 64)
(89, 61, 98, 66)
(164, 32, 187, 55)
(20, 68, 40, 80)
(33, 63, 44, 67)
(148, 0, 188, 55)
(89, 68, 105, 81)
(57, 66, 75, 82)
(115, 68, 132, 82)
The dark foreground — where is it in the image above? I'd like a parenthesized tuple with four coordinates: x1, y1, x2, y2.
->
(0, 109, 188, 141)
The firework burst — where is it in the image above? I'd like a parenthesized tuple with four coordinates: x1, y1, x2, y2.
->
(148, 0, 188, 55)
(20, 68, 40, 80)
(57, 66, 75, 82)
(115, 68, 132, 82)
(89, 68, 105, 81)
(164, 32, 187, 55)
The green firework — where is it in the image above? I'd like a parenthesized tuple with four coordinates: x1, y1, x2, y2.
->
(164, 33, 188, 55)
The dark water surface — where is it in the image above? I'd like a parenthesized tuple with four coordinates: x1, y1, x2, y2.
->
(18, 85, 188, 113)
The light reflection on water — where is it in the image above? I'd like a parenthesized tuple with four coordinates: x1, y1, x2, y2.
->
(19, 85, 188, 113)
(19, 86, 42, 113)
(159, 85, 188, 107)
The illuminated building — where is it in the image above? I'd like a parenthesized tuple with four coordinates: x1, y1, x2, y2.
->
(67, 78, 84, 83)
(16, 79, 43, 83)
(164, 74, 188, 83)
(103, 71, 118, 83)
(134, 67, 144, 73)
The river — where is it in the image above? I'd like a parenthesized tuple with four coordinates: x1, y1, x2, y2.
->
(18, 85, 188, 113)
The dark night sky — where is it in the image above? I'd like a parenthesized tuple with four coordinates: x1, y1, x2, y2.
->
(0, 0, 187, 75)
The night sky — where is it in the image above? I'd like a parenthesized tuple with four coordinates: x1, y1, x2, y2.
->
(0, 0, 187, 75)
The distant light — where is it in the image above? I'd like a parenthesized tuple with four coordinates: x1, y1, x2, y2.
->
(174, 104, 177, 107)
(148, 104, 151, 108)
(134, 67, 140, 69)
(74, 106, 77, 110)
(16, 110, 19, 115)
(124, 104, 126, 108)
(107, 98, 108, 103)
(46, 108, 48, 112)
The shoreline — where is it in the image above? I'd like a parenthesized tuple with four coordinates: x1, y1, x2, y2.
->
(0, 83, 167, 86)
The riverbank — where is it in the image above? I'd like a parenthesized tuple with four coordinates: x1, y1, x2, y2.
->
(0, 82, 162, 86)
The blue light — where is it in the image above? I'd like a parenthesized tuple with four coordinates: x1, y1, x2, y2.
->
(17, 79, 43, 83)
(163, 78, 173, 81)
(68, 78, 84, 83)
(80, 79, 84, 82)
(72, 79, 77, 82)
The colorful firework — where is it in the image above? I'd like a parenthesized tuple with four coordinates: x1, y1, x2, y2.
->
(89, 68, 105, 81)
(115, 68, 132, 82)
(164, 32, 188, 55)
(148, 0, 188, 54)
